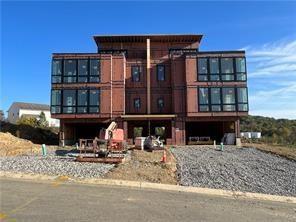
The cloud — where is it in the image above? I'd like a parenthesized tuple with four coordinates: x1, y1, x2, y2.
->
(244, 38, 296, 119)
(244, 39, 296, 78)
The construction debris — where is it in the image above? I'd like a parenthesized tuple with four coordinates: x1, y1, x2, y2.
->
(171, 146, 296, 197)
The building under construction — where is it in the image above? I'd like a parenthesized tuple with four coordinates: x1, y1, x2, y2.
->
(51, 34, 248, 145)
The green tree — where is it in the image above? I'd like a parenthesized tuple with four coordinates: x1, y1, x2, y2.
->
(37, 111, 49, 128)
(17, 116, 38, 127)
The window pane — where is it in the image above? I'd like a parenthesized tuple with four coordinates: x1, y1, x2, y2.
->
(238, 104, 248, 111)
(51, 106, 61, 114)
(211, 105, 221, 111)
(63, 107, 76, 113)
(64, 60, 77, 76)
(198, 58, 207, 74)
(223, 105, 236, 111)
(51, 90, 61, 106)
(89, 90, 100, 106)
(221, 58, 234, 73)
(78, 77, 88, 83)
(52, 76, 61, 83)
(209, 58, 219, 74)
(210, 75, 220, 81)
(78, 59, 88, 76)
(199, 88, 209, 104)
(134, 98, 141, 109)
(63, 90, 76, 106)
(157, 65, 165, 81)
(132, 66, 140, 82)
(211, 88, 221, 104)
(237, 88, 248, 103)
(90, 59, 100, 76)
(63, 76, 76, 83)
(222, 88, 235, 104)
(237, 73, 246, 81)
(52, 60, 62, 76)
(77, 107, 87, 113)
(236, 58, 246, 73)
(198, 75, 208, 81)
(158, 98, 164, 108)
(89, 107, 99, 113)
(221, 74, 234, 81)
(89, 76, 100, 82)
(200, 105, 209, 111)
(78, 90, 88, 106)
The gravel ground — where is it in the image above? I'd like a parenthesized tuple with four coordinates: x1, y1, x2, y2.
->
(0, 152, 114, 179)
(171, 146, 296, 197)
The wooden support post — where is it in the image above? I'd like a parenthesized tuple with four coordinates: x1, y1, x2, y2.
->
(147, 38, 151, 114)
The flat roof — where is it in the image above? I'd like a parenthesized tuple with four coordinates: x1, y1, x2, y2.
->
(93, 34, 203, 46)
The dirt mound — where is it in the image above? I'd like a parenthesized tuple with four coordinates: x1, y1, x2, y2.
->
(0, 132, 40, 156)
(105, 149, 177, 185)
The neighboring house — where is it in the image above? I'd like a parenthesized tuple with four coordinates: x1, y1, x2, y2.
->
(51, 34, 248, 145)
(7, 102, 60, 127)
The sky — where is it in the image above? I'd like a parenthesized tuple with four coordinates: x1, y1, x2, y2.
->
(1, 1, 296, 119)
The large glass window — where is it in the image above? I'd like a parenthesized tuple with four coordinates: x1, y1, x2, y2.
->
(51, 90, 61, 113)
(89, 89, 100, 113)
(237, 87, 248, 111)
(235, 58, 247, 81)
(221, 58, 234, 81)
(64, 60, 77, 83)
(132, 66, 140, 82)
(77, 90, 88, 113)
(63, 90, 76, 113)
(52, 60, 62, 83)
(222, 88, 236, 111)
(157, 65, 165, 81)
(209, 58, 220, 81)
(198, 87, 248, 112)
(78, 60, 88, 83)
(199, 88, 209, 111)
(90, 59, 100, 82)
(198, 58, 208, 81)
(210, 88, 221, 111)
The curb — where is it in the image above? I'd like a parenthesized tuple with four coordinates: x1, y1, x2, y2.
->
(1, 171, 295, 204)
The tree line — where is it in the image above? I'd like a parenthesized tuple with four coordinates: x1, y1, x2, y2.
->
(240, 115, 296, 147)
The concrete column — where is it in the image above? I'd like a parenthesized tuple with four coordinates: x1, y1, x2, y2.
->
(146, 38, 151, 114)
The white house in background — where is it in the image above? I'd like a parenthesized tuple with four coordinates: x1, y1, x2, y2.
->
(7, 102, 60, 127)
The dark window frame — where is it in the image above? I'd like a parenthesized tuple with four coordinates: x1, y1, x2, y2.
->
(131, 65, 141, 82)
(50, 89, 62, 114)
(197, 57, 247, 82)
(157, 64, 165, 81)
(157, 97, 165, 110)
(236, 87, 249, 111)
(78, 59, 89, 83)
(50, 89, 100, 114)
(51, 58, 101, 84)
(198, 86, 248, 112)
(51, 59, 63, 83)
(134, 98, 141, 110)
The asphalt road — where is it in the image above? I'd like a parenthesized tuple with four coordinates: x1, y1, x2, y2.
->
(0, 178, 295, 222)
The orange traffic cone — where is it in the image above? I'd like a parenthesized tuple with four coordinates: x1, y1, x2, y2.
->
(161, 149, 167, 163)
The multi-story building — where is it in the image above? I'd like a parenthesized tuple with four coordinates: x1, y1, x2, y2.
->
(51, 34, 248, 145)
